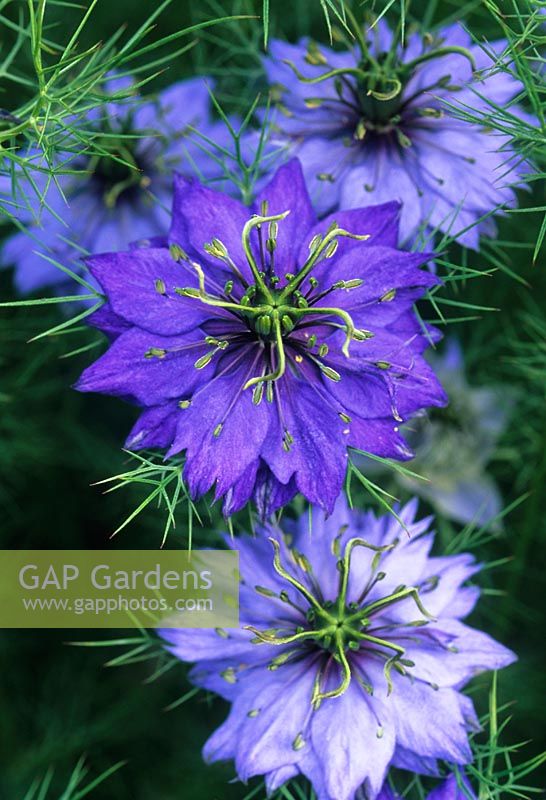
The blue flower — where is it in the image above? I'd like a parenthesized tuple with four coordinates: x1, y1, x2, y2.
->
(76, 159, 446, 515)
(263, 21, 531, 248)
(0, 76, 235, 294)
(161, 499, 515, 800)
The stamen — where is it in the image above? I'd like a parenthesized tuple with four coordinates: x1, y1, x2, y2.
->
(204, 238, 229, 260)
(169, 243, 188, 262)
(295, 305, 363, 357)
(278, 227, 370, 300)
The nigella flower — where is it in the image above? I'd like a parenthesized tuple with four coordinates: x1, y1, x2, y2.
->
(0, 76, 234, 294)
(393, 340, 512, 527)
(161, 499, 515, 800)
(76, 159, 447, 515)
(379, 773, 475, 800)
(263, 21, 530, 247)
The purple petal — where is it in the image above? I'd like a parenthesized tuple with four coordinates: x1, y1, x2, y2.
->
(309, 681, 395, 800)
(87, 248, 214, 335)
(75, 327, 209, 404)
(260, 377, 348, 513)
(125, 402, 179, 450)
(168, 357, 271, 498)
(256, 159, 316, 274)
(169, 174, 250, 279)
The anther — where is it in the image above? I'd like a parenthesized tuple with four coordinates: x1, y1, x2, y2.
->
(252, 383, 264, 405)
(204, 238, 229, 260)
(355, 119, 367, 140)
(380, 289, 396, 302)
(145, 347, 166, 359)
(169, 243, 188, 262)
(221, 668, 237, 684)
(283, 430, 294, 452)
(194, 352, 215, 369)
(255, 585, 278, 598)
(308, 235, 322, 253)
(325, 240, 339, 258)
(319, 365, 341, 382)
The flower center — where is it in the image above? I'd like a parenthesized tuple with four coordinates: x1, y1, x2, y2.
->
(87, 133, 149, 208)
(246, 534, 434, 708)
(285, 37, 477, 146)
(172, 204, 373, 393)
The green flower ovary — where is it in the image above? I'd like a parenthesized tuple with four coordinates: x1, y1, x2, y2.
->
(241, 285, 309, 341)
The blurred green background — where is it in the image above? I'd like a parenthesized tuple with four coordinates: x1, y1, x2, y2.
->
(0, 1, 545, 797)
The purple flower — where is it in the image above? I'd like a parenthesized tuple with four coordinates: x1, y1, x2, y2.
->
(263, 21, 530, 248)
(76, 159, 446, 515)
(379, 772, 476, 800)
(161, 499, 515, 800)
(0, 76, 234, 294)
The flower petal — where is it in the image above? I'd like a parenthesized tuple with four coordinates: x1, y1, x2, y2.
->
(75, 327, 209, 404)
(87, 248, 215, 335)
(256, 159, 316, 274)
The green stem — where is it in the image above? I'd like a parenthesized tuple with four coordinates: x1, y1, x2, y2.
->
(295, 305, 358, 357)
(337, 538, 394, 612)
(346, 586, 434, 625)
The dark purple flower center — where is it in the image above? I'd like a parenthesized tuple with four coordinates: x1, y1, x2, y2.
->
(86, 133, 150, 207)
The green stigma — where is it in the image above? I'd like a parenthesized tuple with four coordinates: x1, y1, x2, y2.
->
(174, 206, 373, 392)
(283, 31, 477, 141)
(245, 535, 435, 708)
